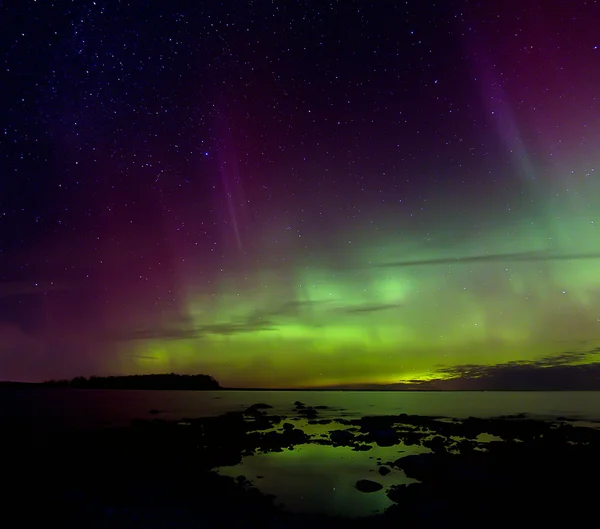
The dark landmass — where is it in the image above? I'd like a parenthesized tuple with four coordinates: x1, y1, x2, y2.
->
(0, 381, 34, 388)
(0, 373, 221, 390)
(4, 397, 600, 528)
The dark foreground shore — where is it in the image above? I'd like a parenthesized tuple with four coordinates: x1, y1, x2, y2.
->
(5, 401, 600, 528)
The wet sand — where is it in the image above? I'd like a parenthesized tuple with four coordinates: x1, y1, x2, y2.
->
(5, 400, 600, 528)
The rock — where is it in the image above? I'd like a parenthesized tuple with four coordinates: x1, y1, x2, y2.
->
(297, 406, 318, 419)
(356, 479, 383, 493)
(330, 429, 354, 445)
(378, 466, 391, 476)
(386, 482, 421, 503)
(282, 422, 295, 431)
(457, 439, 477, 454)
(335, 418, 352, 425)
(402, 432, 424, 446)
(293, 401, 305, 408)
(393, 453, 442, 481)
(245, 403, 273, 414)
(286, 427, 310, 445)
(372, 428, 399, 447)
(422, 435, 449, 453)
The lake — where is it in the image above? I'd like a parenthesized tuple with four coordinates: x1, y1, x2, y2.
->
(6, 389, 600, 517)
(5, 389, 600, 430)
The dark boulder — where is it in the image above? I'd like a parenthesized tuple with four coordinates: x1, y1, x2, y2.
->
(378, 466, 391, 476)
(245, 403, 273, 414)
(422, 435, 449, 453)
(297, 407, 318, 419)
(386, 482, 422, 503)
(330, 429, 354, 445)
(393, 453, 444, 481)
(372, 428, 399, 447)
(355, 479, 383, 493)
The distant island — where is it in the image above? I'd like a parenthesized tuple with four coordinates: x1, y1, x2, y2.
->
(0, 373, 221, 391)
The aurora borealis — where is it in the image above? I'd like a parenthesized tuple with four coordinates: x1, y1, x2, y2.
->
(2, 1, 600, 388)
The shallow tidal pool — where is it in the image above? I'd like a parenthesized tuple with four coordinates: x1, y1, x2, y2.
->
(217, 441, 424, 517)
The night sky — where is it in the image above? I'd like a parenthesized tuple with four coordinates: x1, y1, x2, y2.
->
(2, 0, 600, 388)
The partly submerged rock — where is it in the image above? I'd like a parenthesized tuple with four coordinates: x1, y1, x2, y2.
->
(330, 429, 354, 445)
(355, 479, 383, 493)
(245, 403, 273, 414)
(352, 444, 373, 451)
(296, 406, 318, 419)
(392, 453, 441, 481)
(378, 466, 391, 476)
(422, 435, 449, 453)
(386, 482, 421, 503)
(372, 428, 399, 447)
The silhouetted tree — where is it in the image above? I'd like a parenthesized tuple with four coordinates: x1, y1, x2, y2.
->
(45, 373, 223, 390)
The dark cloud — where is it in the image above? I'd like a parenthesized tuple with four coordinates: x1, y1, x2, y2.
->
(256, 299, 401, 318)
(108, 317, 278, 342)
(341, 303, 401, 314)
(276, 300, 324, 314)
(426, 362, 600, 391)
(419, 349, 600, 390)
(323, 349, 600, 391)
(200, 319, 278, 335)
(102, 301, 329, 344)
(108, 300, 401, 343)
(257, 300, 331, 319)
(107, 328, 204, 342)
(376, 250, 600, 269)
(436, 349, 598, 378)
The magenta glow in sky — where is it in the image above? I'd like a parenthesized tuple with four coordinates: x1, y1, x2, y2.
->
(1, 0, 600, 388)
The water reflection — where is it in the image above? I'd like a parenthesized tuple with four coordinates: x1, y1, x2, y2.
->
(218, 443, 424, 517)
(217, 417, 426, 517)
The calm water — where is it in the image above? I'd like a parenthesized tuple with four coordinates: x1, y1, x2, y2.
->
(5, 389, 600, 429)
(5, 389, 600, 517)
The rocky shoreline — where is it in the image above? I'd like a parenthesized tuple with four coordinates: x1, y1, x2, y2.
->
(6, 401, 600, 528)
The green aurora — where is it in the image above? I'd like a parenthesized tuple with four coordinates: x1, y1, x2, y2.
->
(3, 1, 600, 389)
(119, 176, 600, 388)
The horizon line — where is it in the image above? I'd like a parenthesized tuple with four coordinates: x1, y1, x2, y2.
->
(2, 381, 599, 392)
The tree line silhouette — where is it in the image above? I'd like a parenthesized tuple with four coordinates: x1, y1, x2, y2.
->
(40, 373, 221, 390)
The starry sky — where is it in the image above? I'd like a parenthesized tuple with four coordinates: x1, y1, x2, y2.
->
(2, 0, 600, 388)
